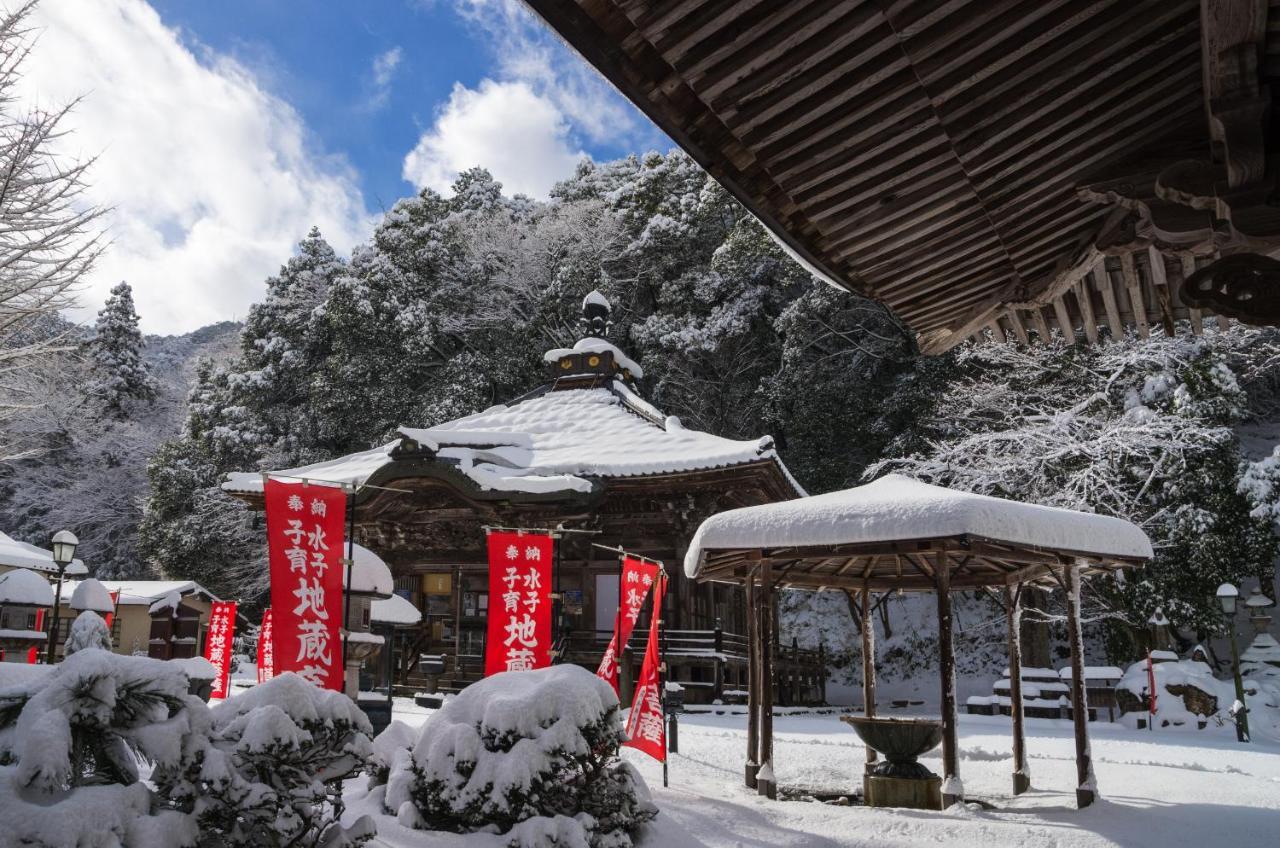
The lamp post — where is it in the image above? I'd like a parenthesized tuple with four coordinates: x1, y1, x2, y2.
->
(45, 530, 79, 664)
(1215, 582, 1250, 743)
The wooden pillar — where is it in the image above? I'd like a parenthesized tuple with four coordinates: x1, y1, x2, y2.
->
(1064, 563, 1096, 808)
(1004, 585, 1030, 795)
(859, 586, 878, 772)
(744, 576, 759, 788)
(757, 560, 776, 800)
(936, 551, 960, 807)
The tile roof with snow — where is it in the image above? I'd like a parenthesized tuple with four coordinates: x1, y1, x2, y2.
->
(60, 579, 221, 607)
(685, 473, 1154, 578)
(222, 379, 799, 498)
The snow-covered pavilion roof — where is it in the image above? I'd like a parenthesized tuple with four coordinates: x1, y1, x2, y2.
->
(0, 568, 54, 607)
(223, 379, 800, 498)
(685, 474, 1153, 581)
(0, 531, 87, 575)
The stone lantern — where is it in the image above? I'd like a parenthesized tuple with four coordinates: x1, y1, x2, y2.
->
(342, 543, 394, 699)
(1241, 589, 1279, 670)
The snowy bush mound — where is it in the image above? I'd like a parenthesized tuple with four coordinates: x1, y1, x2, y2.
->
(156, 672, 376, 848)
(387, 665, 656, 847)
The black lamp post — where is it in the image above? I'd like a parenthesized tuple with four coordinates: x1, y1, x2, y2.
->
(1215, 582, 1250, 743)
(45, 530, 79, 664)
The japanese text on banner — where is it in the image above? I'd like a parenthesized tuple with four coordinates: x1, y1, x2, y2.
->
(596, 556, 661, 693)
(257, 608, 274, 683)
(624, 574, 667, 761)
(203, 600, 237, 699)
(265, 479, 347, 691)
(484, 531, 554, 676)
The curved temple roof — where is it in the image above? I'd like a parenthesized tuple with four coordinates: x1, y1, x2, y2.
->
(224, 379, 802, 499)
(685, 474, 1152, 581)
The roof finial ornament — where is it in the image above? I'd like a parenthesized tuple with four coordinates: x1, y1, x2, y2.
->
(581, 290, 612, 339)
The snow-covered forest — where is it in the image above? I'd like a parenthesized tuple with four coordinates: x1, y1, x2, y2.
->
(4, 148, 1279, 675)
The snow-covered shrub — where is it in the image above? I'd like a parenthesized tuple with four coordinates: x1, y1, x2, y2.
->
(155, 672, 376, 847)
(0, 651, 203, 847)
(387, 665, 656, 847)
(0, 649, 201, 787)
(367, 719, 416, 788)
(64, 609, 113, 655)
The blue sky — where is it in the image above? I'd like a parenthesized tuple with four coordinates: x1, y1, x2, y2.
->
(20, 0, 667, 331)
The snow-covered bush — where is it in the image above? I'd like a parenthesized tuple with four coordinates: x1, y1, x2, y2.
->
(0, 651, 203, 847)
(367, 719, 416, 788)
(64, 609, 113, 655)
(387, 665, 655, 847)
(155, 672, 375, 848)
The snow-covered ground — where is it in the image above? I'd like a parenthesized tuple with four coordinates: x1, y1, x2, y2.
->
(349, 699, 1280, 847)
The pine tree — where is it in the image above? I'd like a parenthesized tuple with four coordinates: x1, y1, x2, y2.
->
(85, 281, 157, 417)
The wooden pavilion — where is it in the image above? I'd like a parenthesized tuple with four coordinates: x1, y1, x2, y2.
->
(683, 474, 1152, 807)
(524, 0, 1280, 347)
(224, 295, 823, 702)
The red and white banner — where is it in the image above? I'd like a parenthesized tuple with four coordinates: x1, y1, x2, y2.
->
(105, 590, 120, 630)
(26, 645, 37, 664)
(624, 574, 667, 761)
(596, 556, 661, 693)
(484, 531, 554, 676)
(34, 608, 44, 635)
(257, 608, 275, 683)
(204, 600, 237, 699)
(265, 479, 347, 691)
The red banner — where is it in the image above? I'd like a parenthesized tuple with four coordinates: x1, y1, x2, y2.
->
(26, 645, 37, 664)
(204, 600, 237, 699)
(34, 608, 45, 635)
(105, 590, 119, 630)
(484, 531, 554, 676)
(624, 574, 667, 761)
(265, 479, 347, 691)
(257, 608, 275, 683)
(596, 556, 661, 693)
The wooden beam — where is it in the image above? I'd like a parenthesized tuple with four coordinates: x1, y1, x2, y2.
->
(1052, 296, 1076, 344)
(1097, 265, 1126, 338)
(1028, 306, 1053, 342)
(860, 583, 877, 771)
(1004, 585, 1031, 796)
(1064, 563, 1095, 808)
(757, 560, 776, 800)
(937, 550, 960, 807)
(1073, 275, 1099, 346)
(1004, 308, 1030, 345)
(745, 576, 759, 789)
(1179, 252, 1205, 334)
(1145, 247, 1178, 336)
(1119, 251, 1150, 338)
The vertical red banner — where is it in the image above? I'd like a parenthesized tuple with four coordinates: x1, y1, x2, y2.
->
(596, 556, 661, 693)
(34, 608, 45, 635)
(624, 574, 667, 761)
(257, 608, 275, 683)
(26, 645, 37, 664)
(265, 479, 347, 691)
(204, 600, 237, 699)
(484, 531, 554, 676)
(105, 590, 119, 630)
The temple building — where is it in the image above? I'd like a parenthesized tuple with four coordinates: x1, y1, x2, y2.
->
(224, 293, 823, 702)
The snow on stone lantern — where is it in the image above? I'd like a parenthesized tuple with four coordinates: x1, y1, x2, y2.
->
(0, 568, 53, 662)
(1241, 589, 1279, 669)
(70, 577, 114, 617)
(342, 542, 394, 699)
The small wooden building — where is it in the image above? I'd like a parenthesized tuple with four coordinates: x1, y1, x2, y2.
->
(225, 295, 821, 702)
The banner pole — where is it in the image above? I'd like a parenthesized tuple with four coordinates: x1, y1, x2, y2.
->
(343, 486, 355, 680)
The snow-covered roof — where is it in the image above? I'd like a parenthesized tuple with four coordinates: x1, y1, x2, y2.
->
(582, 290, 610, 311)
(371, 592, 421, 626)
(1242, 633, 1280, 664)
(223, 380, 797, 498)
(543, 337, 644, 378)
(69, 577, 114, 613)
(344, 543, 394, 598)
(0, 531, 87, 575)
(63, 579, 221, 607)
(685, 473, 1154, 578)
(0, 568, 54, 607)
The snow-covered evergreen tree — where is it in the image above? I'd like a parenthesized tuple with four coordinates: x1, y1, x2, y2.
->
(85, 281, 157, 417)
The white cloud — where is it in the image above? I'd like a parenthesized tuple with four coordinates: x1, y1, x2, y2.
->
(20, 0, 374, 333)
(401, 0, 658, 199)
(365, 46, 402, 111)
(402, 79, 585, 198)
